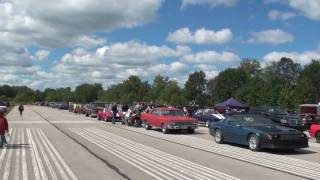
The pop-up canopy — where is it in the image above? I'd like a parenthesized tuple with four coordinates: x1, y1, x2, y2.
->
(214, 97, 247, 109)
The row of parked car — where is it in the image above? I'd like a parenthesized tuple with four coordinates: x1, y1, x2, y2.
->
(47, 101, 320, 151)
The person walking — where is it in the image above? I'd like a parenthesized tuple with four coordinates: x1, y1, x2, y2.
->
(0, 109, 9, 148)
(112, 103, 118, 125)
(18, 104, 24, 117)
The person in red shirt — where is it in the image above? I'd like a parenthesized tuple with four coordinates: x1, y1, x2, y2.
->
(0, 109, 9, 148)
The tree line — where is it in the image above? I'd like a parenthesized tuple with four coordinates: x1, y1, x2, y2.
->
(1, 57, 319, 111)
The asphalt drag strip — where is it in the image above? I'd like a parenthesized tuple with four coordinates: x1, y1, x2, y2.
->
(0, 128, 78, 180)
(70, 127, 241, 180)
(113, 125, 320, 180)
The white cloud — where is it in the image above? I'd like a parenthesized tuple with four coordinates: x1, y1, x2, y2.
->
(0, 0, 163, 48)
(181, 51, 240, 64)
(265, 0, 320, 21)
(167, 27, 233, 45)
(268, 10, 296, 21)
(49, 41, 193, 88)
(287, 0, 320, 21)
(181, 0, 237, 9)
(248, 29, 294, 44)
(263, 50, 320, 65)
(35, 50, 50, 61)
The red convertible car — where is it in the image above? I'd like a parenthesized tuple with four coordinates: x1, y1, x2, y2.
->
(310, 124, 320, 143)
(141, 107, 198, 134)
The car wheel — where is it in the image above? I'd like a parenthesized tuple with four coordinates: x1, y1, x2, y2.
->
(248, 134, 261, 151)
(316, 132, 320, 143)
(205, 120, 210, 127)
(161, 124, 168, 134)
(188, 129, 195, 134)
(145, 121, 151, 130)
(214, 129, 223, 144)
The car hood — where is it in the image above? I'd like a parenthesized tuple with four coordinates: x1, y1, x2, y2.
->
(211, 114, 225, 119)
(246, 125, 300, 134)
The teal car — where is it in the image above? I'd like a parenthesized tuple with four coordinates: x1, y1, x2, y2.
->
(209, 114, 308, 151)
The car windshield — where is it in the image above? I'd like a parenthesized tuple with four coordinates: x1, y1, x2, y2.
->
(161, 110, 185, 116)
(268, 107, 288, 115)
(241, 115, 276, 126)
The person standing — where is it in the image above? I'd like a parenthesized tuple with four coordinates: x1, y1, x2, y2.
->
(112, 103, 118, 125)
(0, 109, 9, 148)
(18, 104, 24, 117)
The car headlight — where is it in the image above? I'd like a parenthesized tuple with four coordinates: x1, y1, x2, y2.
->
(280, 119, 288, 124)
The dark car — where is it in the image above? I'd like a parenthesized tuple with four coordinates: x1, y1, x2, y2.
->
(209, 114, 308, 151)
(250, 106, 305, 130)
(193, 108, 225, 127)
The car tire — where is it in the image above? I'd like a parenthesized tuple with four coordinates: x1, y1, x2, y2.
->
(316, 132, 320, 143)
(188, 129, 195, 134)
(248, 134, 261, 152)
(214, 129, 223, 144)
(161, 124, 168, 134)
(205, 120, 210, 127)
(145, 121, 151, 130)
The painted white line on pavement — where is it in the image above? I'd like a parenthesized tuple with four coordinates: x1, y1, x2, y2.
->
(31, 129, 58, 180)
(71, 128, 168, 180)
(0, 128, 13, 174)
(26, 128, 48, 180)
(13, 129, 21, 180)
(117, 125, 320, 179)
(36, 128, 78, 180)
(88, 128, 239, 180)
(3, 128, 18, 180)
(21, 129, 28, 180)
(79, 129, 192, 180)
(71, 128, 241, 180)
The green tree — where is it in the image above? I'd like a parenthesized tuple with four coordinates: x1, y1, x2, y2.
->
(74, 83, 103, 103)
(209, 68, 248, 103)
(184, 71, 208, 107)
(294, 60, 320, 104)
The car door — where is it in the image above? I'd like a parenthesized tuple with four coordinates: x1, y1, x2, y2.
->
(149, 109, 159, 127)
(223, 116, 244, 143)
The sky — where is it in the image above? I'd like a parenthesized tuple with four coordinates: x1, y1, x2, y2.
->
(1, 0, 320, 90)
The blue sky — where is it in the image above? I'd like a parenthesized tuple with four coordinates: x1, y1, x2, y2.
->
(0, 0, 320, 89)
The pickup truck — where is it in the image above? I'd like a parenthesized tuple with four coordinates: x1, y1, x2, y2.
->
(141, 107, 198, 134)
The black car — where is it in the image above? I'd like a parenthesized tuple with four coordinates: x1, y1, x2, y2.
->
(193, 108, 225, 127)
(250, 106, 305, 130)
(209, 114, 308, 151)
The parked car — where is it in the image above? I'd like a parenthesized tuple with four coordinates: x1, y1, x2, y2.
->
(193, 108, 225, 127)
(209, 114, 308, 151)
(299, 104, 320, 127)
(98, 104, 124, 122)
(85, 102, 109, 118)
(250, 106, 305, 130)
(141, 107, 198, 134)
(310, 124, 320, 143)
(0, 101, 8, 112)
